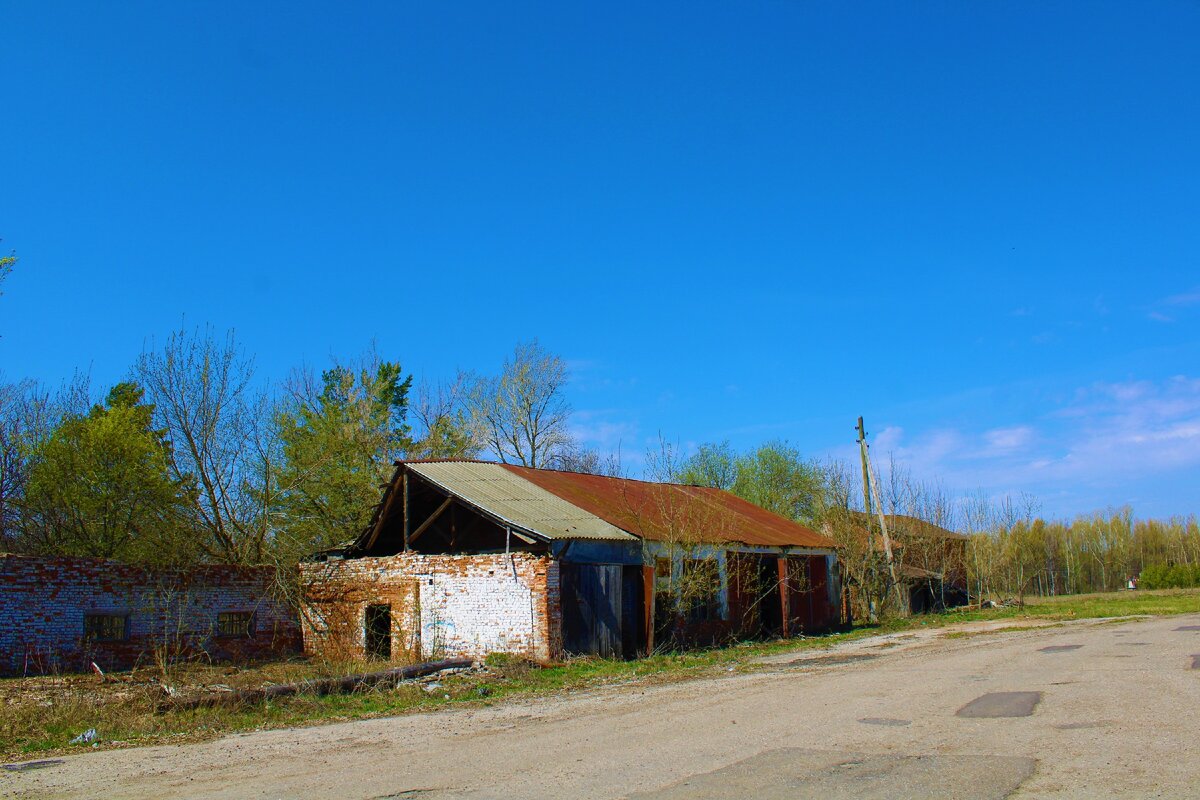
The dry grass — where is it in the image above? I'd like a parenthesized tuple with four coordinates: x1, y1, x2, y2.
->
(0, 656, 412, 760)
(4, 587, 1198, 764)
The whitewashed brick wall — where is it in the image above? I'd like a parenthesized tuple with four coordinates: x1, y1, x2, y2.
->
(300, 552, 559, 663)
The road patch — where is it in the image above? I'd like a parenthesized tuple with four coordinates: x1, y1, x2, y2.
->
(2, 760, 64, 772)
(1038, 645, 1082, 653)
(626, 748, 1035, 799)
(858, 717, 911, 727)
(956, 692, 1042, 718)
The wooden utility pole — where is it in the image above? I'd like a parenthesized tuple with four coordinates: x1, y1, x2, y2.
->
(856, 417, 873, 522)
(857, 416, 904, 611)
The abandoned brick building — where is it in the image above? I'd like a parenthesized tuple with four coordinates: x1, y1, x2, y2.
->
(0, 553, 300, 676)
(883, 514, 971, 612)
(836, 512, 972, 615)
(301, 460, 843, 663)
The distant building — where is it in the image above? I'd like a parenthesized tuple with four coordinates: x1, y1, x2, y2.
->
(301, 460, 845, 663)
(839, 512, 971, 614)
(0, 553, 300, 675)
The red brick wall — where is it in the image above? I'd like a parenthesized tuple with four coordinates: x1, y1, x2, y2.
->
(300, 553, 560, 664)
(0, 554, 300, 676)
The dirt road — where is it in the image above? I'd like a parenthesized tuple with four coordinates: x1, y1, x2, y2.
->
(5, 614, 1200, 799)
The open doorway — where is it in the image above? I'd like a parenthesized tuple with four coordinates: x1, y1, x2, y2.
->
(758, 556, 783, 637)
(365, 604, 392, 660)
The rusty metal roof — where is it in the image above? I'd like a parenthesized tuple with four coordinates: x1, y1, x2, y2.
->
(847, 511, 970, 542)
(501, 465, 835, 550)
(405, 461, 636, 542)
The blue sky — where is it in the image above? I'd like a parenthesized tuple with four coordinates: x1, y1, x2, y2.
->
(2, 3, 1198, 519)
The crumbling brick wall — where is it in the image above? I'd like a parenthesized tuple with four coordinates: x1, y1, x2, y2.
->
(300, 552, 560, 664)
(0, 553, 300, 676)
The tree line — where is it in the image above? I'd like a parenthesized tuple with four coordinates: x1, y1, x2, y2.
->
(2, 321, 1196, 610)
(0, 329, 595, 567)
(655, 439, 1200, 612)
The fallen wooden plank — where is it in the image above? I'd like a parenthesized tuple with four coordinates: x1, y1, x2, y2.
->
(159, 657, 475, 712)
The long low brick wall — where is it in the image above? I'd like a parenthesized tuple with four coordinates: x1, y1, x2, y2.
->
(0, 553, 301, 676)
(300, 553, 560, 664)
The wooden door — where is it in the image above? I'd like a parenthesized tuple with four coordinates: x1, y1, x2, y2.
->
(561, 563, 623, 658)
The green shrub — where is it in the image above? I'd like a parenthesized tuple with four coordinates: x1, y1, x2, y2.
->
(1138, 563, 1200, 590)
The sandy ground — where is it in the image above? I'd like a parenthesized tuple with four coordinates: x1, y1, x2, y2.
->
(3, 613, 1199, 799)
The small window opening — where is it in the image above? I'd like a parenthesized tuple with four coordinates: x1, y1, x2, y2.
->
(217, 611, 254, 637)
(83, 614, 128, 642)
(655, 557, 672, 589)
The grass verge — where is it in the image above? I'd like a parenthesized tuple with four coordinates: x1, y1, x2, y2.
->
(3, 587, 1197, 762)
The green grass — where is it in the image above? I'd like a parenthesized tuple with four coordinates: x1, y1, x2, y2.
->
(1018, 588, 1200, 619)
(3, 587, 1197, 762)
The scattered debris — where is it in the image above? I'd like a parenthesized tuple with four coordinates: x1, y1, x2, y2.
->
(68, 729, 98, 746)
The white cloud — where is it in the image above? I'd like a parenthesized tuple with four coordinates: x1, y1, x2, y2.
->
(873, 425, 905, 452)
(858, 376, 1200, 516)
(568, 409, 639, 452)
(983, 425, 1033, 453)
(1164, 289, 1200, 307)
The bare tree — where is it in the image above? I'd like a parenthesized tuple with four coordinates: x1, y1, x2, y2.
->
(464, 340, 572, 468)
(409, 374, 480, 460)
(0, 374, 91, 552)
(814, 458, 898, 621)
(629, 441, 734, 648)
(0, 380, 47, 549)
(547, 441, 623, 476)
(135, 326, 273, 564)
(961, 489, 996, 602)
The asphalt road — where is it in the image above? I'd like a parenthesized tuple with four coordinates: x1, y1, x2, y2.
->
(4, 613, 1199, 799)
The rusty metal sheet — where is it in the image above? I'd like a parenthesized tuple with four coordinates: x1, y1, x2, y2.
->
(502, 464, 836, 549)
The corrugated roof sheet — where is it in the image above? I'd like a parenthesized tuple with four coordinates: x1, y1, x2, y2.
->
(883, 514, 970, 541)
(501, 464, 835, 549)
(848, 511, 970, 542)
(406, 461, 636, 542)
